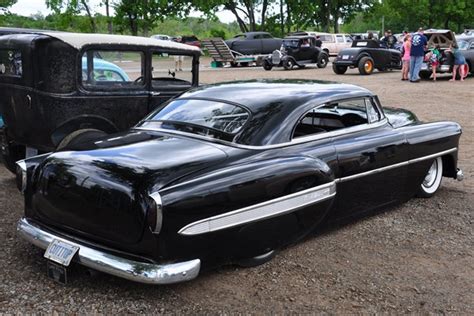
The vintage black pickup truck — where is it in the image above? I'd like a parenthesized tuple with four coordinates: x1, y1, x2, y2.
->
(0, 28, 201, 172)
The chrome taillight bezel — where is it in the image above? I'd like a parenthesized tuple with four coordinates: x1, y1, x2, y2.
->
(148, 192, 163, 234)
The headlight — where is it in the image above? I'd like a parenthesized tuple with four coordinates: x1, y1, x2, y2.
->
(16, 160, 27, 193)
(147, 192, 163, 234)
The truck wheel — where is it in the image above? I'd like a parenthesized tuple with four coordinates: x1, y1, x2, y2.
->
(262, 60, 273, 71)
(57, 128, 107, 150)
(358, 57, 374, 75)
(1, 142, 25, 174)
(316, 53, 329, 68)
(332, 64, 348, 74)
(283, 59, 295, 70)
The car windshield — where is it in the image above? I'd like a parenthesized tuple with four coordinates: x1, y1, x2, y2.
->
(458, 40, 469, 50)
(140, 99, 250, 139)
(283, 39, 299, 48)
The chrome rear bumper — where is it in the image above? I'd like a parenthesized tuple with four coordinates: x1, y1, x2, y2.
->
(17, 217, 200, 284)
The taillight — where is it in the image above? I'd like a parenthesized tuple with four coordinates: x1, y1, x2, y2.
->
(147, 192, 163, 234)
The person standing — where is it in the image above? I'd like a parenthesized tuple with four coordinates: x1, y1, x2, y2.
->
(449, 43, 467, 81)
(315, 35, 322, 48)
(409, 28, 428, 82)
(401, 34, 411, 80)
(174, 36, 184, 71)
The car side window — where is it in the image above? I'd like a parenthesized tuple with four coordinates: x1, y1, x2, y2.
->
(365, 98, 381, 123)
(260, 34, 272, 39)
(345, 36, 353, 43)
(292, 98, 371, 139)
(81, 50, 144, 90)
(336, 35, 344, 43)
(151, 52, 193, 88)
(470, 42, 474, 49)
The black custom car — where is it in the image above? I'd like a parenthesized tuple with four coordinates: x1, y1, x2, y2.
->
(333, 39, 402, 75)
(419, 30, 474, 79)
(225, 32, 282, 55)
(16, 80, 463, 284)
(262, 36, 329, 70)
(0, 28, 201, 173)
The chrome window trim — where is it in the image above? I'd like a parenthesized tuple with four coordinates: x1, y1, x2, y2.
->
(178, 181, 337, 236)
(134, 118, 388, 151)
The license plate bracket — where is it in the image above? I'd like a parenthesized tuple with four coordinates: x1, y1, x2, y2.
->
(44, 239, 79, 266)
(47, 260, 68, 284)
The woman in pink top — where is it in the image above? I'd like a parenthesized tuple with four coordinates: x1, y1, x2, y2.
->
(401, 34, 411, 80)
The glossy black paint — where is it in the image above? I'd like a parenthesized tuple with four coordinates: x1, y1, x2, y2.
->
(225, 32, 282, 55)
(19, 80, 462, 269)
(0, 28, 200, 156)
(333, 39, 402, 71)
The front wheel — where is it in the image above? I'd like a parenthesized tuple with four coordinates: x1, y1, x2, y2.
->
(332, 64, 348, 74)
(1, 142, 25, 173)
(417, 157, 443, 198)
(316, 53, 329, 68)
(262, 60, 273, 71)
(358, 56, 374, 75)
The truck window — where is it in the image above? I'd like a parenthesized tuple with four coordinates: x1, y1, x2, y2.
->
(81, 50, 144, 89)
(0, 50, 22, 77)
(151, 52, 193, 89)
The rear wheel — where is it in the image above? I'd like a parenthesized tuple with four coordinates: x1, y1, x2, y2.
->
(316, 53, 329, 68)
(283, 58, 295, 70)
(332, 64, 348, 74)
(358, 56, 374, 75)
(57, 128, 107, 150)
(419, 71, 432, 80)
(417, 157, 443, 198)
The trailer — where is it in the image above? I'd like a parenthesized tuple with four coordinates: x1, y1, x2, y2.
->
(201, 38, 267, 67)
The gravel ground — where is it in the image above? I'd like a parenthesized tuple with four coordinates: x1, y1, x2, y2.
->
(1, 61, 473, 313)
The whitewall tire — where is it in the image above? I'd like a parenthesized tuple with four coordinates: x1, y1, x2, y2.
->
(417, 157, 443, 198)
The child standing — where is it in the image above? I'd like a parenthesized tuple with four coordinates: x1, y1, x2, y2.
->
(429, 45, 441, 81)
(401, 34, 411, 81)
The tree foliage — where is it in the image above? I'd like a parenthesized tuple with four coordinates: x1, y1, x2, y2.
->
(0, 0, 17, 12)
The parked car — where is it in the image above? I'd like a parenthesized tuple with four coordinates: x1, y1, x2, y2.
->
(225, 32, 282, 55)
(181, 35, 201, 48)
(0, 28, 201, 173)
(262, 35, 329, 70)
(16, 80, 463, 285)
(150, 34, 173, 41)
(419, 29, 474, 79)
(290, 31, 353, 56)
(332, 39, 402, 75)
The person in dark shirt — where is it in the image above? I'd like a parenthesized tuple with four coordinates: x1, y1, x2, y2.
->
(409, 28, 428, 82)
(381, 30, 397, 48)
(315, 35, 322, 48)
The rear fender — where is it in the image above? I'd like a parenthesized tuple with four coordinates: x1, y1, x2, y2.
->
(51, 115, 118, 147)
(160, 155, 335, 230)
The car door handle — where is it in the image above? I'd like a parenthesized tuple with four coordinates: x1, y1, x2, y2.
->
(150, 92, 161, 96)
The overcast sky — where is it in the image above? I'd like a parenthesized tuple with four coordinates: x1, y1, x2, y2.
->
(9, 0, 236, 23)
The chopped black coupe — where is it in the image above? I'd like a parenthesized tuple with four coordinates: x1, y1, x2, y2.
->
(333, 39, 402, 75)
(262, 36, 329, 70)
(225, 32, 282, 55)
(16, 80, 463, 285)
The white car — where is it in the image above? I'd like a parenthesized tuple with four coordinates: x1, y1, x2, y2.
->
(292, 32, 353, 56)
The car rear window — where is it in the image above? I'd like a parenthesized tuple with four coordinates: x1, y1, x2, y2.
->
(141, 99, 250, 137)
(0, 49, 22, 77)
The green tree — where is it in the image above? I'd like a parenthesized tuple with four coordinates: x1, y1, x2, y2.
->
(0, 0, 17, 12)
(45, 0, 97, 32)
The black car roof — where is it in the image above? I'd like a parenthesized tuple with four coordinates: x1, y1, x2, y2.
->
(179, 80, 372, 146)
(180, 79, 371, 112)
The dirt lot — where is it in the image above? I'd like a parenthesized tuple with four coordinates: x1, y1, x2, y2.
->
(1, 60, 473, 313)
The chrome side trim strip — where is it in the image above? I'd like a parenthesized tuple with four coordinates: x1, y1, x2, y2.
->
(178, 181, 336, 236)
(337, 147, 457, 183)
(17, 218, 201, 284)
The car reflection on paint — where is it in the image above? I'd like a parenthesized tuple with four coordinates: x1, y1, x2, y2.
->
(16, 80, 463, 285)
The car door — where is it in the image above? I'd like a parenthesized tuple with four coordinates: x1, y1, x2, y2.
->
(335, 35, 346, 54)
(328, 97, 409, 217)
(298, 39, 314, 61)
(148, 50, 197, 112)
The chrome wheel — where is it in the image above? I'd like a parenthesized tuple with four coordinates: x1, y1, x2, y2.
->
(418, 157, 443, 197)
